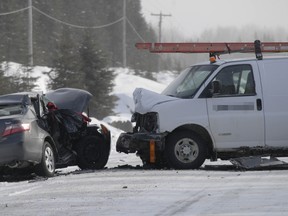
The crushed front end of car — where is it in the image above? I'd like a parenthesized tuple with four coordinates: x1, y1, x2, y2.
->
(116, 112, 166, 165)
(45, 88, 111, 170)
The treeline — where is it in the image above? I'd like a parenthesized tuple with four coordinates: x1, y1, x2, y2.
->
(0, 0, 162, 119)
(0, 0, 159, 71)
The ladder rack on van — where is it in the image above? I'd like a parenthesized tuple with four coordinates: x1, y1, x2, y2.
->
(135, 40, 288, 60)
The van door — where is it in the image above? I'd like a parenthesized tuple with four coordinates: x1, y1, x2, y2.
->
(257, 59, 288, 147)
(206, 62, 265, 149)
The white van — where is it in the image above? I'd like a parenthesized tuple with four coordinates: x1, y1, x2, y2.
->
(116, 53, 288, 169)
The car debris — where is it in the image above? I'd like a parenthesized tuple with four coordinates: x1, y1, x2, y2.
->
(230, 156, 288, 170)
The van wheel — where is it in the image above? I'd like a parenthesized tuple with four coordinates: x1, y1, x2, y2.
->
(35, 141, 55, 177)
(76, 136, 109, 170)
(165, 131, 207, 169)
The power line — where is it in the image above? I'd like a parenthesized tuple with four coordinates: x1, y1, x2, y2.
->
(0, 7, 29, 16)
(32, 6, 124, 29)
(0, 3, 148, 69)
(126, 18, 145, 42)
(0, 6, 124, 29)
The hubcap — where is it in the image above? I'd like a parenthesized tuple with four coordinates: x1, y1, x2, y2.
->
(44, 146, 55, 173)
(174, 138, 199, 163)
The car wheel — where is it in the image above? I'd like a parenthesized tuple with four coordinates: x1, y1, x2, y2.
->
(35, 141, 55, 177)
(165, 131, 207, 169)
(76, 136, 109, 170)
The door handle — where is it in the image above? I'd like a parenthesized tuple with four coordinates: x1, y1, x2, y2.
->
(256, 98, 262, 111)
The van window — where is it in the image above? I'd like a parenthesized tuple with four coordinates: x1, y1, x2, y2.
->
(211, 64, 255, 97)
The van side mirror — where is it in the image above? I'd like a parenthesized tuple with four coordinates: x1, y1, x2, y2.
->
(202, 80, 221, 98)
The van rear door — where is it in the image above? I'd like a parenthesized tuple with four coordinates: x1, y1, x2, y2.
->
(206, 61, 265, 150)
(257, 58, 288, 147)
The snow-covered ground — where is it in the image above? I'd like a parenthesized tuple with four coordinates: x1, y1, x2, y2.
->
(2, 64, 288, 215)
(2, 163, 288, 215)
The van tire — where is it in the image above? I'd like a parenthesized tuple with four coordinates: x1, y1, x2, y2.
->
(165, 131, 207, 169)
(35, 141, 55, 177)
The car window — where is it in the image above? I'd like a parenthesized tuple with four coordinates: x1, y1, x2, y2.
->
(0, 104, 23, 116)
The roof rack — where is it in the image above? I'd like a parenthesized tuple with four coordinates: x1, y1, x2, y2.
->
(135, 40, 288, 60)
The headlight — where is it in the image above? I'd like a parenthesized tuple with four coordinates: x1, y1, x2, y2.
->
(143, 112, 158, 132)
(132, 112, 158, 133)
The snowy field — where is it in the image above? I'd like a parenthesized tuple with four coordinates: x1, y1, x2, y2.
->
(1, 65, 288, 215)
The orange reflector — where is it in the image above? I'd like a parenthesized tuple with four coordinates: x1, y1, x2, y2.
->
(100, 124, 109, 135)
(210, 56, 216, 63)
(149, 140, 156, 163)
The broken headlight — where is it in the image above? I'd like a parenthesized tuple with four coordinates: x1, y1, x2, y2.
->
(132, 112, 158, 133)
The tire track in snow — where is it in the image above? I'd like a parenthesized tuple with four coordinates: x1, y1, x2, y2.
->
(8, 186, 42, 196)
(157, 194, 207, 216)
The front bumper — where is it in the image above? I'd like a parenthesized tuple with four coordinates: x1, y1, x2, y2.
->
(116, 132, 167, 154)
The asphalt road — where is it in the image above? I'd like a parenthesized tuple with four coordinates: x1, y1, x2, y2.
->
(1, 158, 288, 216)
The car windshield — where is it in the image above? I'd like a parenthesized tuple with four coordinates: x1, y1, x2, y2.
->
(0, 104, 23, 116)
(162, 65, 219, 98)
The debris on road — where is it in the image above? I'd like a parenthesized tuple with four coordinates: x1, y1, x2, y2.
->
(230, 156, 288, 169)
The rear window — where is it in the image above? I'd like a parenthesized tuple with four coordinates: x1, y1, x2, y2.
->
(0, 104, 23, 116)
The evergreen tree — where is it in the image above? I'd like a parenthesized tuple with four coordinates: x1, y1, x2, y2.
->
(46, 29, 83, 90)
(0, 64, 37, 94)
(78, 33, 116, 119)
(0, 0, 28, 64)
(0, 69, 16, 94)
(48, 31, 115, 119)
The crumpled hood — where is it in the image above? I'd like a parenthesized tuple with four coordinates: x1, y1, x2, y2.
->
(45, 88, 92, 113)
(133, 88, 179, 114)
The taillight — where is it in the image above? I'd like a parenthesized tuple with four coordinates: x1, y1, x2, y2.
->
(2, 123, 30, 137)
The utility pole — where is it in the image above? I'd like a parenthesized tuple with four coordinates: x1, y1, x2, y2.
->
(151, 12, 171, 42)
(28, 0, 33, 67)
(123, 0, 127, 68)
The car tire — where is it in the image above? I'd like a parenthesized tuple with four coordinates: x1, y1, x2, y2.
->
(165, 130, 207, 169)
(76, 136, 109, 170)
(35, 141, 55, 177)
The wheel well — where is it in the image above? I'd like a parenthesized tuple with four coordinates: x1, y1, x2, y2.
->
(44, 136, 58, 161)
(171, 124, 214, 158)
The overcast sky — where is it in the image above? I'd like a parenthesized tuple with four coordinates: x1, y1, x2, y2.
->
(141, 0, 288, 39)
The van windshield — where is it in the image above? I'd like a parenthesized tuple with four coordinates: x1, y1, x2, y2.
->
(162, 65, 218, 98)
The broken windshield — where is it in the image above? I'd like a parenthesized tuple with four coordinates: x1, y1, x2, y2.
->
(162, 65, 218, 98)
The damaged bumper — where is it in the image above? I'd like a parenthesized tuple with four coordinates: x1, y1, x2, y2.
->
(116, 132, 166, 154)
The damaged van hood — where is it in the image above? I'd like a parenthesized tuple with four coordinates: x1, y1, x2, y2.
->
(45, 88, 92, 113)
(133, 88, 179, 114)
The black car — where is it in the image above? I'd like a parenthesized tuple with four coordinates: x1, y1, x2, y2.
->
(0, 88, 111, 177)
